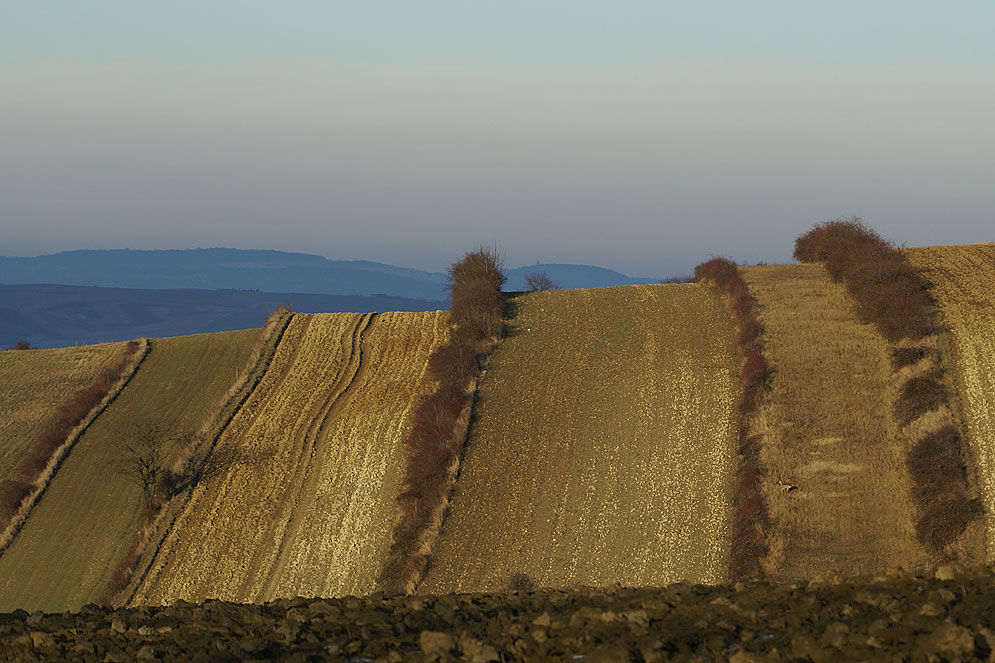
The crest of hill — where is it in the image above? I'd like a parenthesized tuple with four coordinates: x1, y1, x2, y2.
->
(504, 263, 659, 290)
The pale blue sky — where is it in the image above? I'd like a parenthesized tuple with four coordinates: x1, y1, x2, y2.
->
(2, 2, 993, 276)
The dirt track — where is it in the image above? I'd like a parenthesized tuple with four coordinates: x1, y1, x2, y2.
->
(134, 311, 446, 604)
(421, 284, 739, 593)
(741, 265, 927, 580)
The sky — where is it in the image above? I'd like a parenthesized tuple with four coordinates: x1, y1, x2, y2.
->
(2, 2, 993, 278)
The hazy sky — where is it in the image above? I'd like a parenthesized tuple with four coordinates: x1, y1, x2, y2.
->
(2, 2, 993, 277)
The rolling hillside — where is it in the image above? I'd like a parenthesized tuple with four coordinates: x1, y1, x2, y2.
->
(420, 284, 740, 593)
(907, 244, 995, 559)
(0, 329, 258, 612)
(0, 341, 129, 487)
(133, 311, 447, 605)
(739, 264, 930, 579)
(1, 243, 993, 615)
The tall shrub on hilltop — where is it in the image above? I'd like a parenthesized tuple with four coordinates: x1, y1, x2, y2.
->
(382, 246, 505, 596)
(794, 217, 933, 341)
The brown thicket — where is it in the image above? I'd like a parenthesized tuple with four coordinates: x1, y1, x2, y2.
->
(382, 246, 505, 596)
(794, 218, 933, 341)
(795, 218, 979, 551)
(694, 257, 770, 580)
(0, 340, 143, 529)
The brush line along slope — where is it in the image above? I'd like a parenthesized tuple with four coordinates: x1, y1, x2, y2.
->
(740, 264, 927, 580)
(421, 284, 739, 593)
(907, 244, 995, 559)
(134, 311, 447, 605)
(0, 329, 258, 612)
(0, 342, 129, 486)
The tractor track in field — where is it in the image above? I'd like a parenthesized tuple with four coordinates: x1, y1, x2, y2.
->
(254, 313, 374, 601)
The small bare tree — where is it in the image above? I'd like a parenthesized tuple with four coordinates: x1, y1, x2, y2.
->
(524, 271, 559, 292)
(112, 424, 176, 516)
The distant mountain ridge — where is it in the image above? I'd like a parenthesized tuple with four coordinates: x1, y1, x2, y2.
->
(0, 284, 444, 349)
(0, 249, 658, 300)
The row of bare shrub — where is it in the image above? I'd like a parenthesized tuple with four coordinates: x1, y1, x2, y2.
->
(794, 218, 979, 551)
(793, 218, 933, 342)
(381, 247, 505, 596)
(0, 339, 149, 554)
(694, 257, 770, 581)
(105, 306, 295, 605)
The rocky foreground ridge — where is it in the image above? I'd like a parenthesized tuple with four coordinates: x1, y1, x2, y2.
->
(2, 566, 995, 662)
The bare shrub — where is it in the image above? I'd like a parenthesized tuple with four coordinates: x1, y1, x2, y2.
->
(427, 343, 478, 385)
(110, 423, 180, 517)
(794, 217, 933, 341)
(4, 341, 34, 351)
(524, 271, 559, 292)
(895, 375, 947, 426)
(916, 493, 983, 550)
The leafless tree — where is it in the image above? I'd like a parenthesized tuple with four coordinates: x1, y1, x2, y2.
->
(524, 271, 559, 292)
(112, 424, 177, 516)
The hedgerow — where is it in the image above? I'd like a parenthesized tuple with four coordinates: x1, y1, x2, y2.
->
(694, 257, 770, 580)
(381, 246, 505, 596)
(795, 218, 979, 551)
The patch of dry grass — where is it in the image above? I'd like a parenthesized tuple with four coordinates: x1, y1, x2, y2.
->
(796, 222, 980, 556)
(741, 264, 927, 580)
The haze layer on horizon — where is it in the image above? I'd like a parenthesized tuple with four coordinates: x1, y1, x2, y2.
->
(2, 2, 993, 278)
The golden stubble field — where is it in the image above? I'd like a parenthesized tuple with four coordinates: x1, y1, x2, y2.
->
(907, 244, 995, 559)
(740, 265, 928, 580)
(134, 311, 447, 605)
(0, 342, 129, 484)
(420, 284, 739, 593)
(0, 329, 258, 612)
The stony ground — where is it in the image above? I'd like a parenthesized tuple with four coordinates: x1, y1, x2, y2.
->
(3, 566, 995, 661)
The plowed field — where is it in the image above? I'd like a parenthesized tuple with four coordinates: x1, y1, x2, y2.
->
(740, 265, 926, 579)
(907, 244, 995, 558)
(134, 311, 447, 604)
(420, 284, 739, 593)
(0, 342, 128, 484)
(0, 329, 258, 612)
